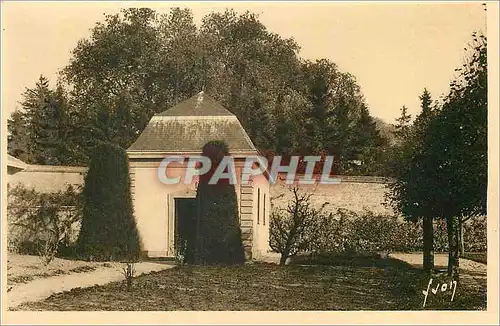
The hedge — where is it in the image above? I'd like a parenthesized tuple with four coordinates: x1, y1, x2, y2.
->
(279, 208, 486, 255)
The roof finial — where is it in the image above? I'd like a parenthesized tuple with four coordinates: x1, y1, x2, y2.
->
(196, 89, 204, 109)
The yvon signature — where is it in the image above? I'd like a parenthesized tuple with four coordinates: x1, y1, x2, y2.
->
(422, 278, 458, 308)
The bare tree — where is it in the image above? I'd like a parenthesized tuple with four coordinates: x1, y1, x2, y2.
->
(269, 185, 327, 265)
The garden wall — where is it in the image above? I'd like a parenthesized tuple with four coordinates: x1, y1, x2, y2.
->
(8, 167, 393, 215)
(7, 164, 86, 193)
(7, 165, 86, 253)
(270, 175, 394, 216)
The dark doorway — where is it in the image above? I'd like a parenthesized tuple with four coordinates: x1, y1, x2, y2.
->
(174, 198, 197, 259)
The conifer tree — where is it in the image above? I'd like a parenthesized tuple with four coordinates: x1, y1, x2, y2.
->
(77, 142, 141, 261)
(188, 141, 245, 265)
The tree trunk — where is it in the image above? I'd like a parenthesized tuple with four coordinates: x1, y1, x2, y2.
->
(458, 217, 465, 257)
(279, 253, 288, 266)
(423, 216, 434, 273)
(447, 216, 460, 279)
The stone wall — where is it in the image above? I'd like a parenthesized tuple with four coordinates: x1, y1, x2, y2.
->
(7, 165, 86, 252)
(7, 167, 393, 216)
(7, 167, 393, 217)
(7, 165, 86, 192)
(270, 175, 394, 216)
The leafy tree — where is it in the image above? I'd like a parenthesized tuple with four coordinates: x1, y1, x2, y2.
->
(77, 142, 142, 261)
(189, 141, 246, 265)
(63, 9, 165, 150)
(388, 32, 487, 278)
(421, 32, 487, 277)
(10, 8, 389, 176)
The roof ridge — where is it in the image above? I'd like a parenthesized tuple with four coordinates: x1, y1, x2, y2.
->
(151, 115, 236, 121)
(156, 91, 234, 117)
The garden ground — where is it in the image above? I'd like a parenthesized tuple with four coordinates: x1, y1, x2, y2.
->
(11, 254, 486, 311)
(7, 254, 174, 309)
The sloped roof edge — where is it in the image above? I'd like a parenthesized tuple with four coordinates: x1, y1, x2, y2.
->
(7, 154, 27, 170)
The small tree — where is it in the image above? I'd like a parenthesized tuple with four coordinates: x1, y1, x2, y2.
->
(269, 186, 327, 265)
(77, 142, 141, 261)
(188, 141, 245, 265)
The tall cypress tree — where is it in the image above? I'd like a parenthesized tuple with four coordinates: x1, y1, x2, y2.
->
(188, 141, 245, 265)
(77, 142, 141, 261)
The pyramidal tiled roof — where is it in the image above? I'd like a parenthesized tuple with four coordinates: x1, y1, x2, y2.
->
(127, 92, 257, 154)
(156, 91, 233, 117)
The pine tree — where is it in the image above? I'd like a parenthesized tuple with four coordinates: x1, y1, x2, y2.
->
(414, 88, 436, 273)
(347, 104, 386, 175)
(394, 105, 412, 142)
(7, 76, 82, 165)
(7, 110, 31, 162)
(419, 88, 432, 117)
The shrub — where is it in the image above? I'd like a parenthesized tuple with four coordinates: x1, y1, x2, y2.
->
(270, 205, 487, 257)
(463, 215, 487, 252)
(188, 141, 245, 265)
(7, 184, 82, 263)
(76, 142, 141, 261)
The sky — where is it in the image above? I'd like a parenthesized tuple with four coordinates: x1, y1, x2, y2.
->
(1, 1, 488, 123)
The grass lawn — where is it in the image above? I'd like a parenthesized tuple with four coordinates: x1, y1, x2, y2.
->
(14, 256, 486, 311)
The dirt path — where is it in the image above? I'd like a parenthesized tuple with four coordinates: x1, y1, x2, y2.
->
(389, 253, 486, 273)
(390, 252, 487, 290)
(8, 262, 174, 310)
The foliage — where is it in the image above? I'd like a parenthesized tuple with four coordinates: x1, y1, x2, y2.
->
(270, 205, 486, 257)
(188, 141, 246, 265)
(461, 251, 487, 265)
(313, 210, 485, 255)
(419, 32, 487, 277)
(387, 88, 438, 272)
(269, 186, 328, 264)
(7, 76, 85, 165)
(9, 8, 390, 175)
(7, 184, 82, 264)
(386, 32, 487, 277)
(76, 142, 142, 261)
(393, 105, 412, 142)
